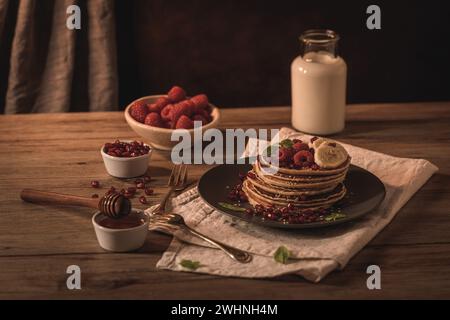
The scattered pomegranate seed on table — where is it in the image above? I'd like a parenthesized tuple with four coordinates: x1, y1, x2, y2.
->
(136, 182, 145, 189)
(139, 196, 147, 204)
(91, 180, 100, 188)
(145, 188, 154, 195)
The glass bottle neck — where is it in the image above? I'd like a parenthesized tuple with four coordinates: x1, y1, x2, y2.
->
(300, 29, 340, 59)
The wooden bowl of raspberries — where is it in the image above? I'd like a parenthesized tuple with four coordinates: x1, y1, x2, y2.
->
(124, 86, 220, 150)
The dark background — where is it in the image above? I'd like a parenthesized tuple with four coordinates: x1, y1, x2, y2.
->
(2, 0, 450, 110)
(116, 0, 450, 108)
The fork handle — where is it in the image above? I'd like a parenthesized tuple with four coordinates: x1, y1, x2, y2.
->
(183, 226, 252, 263)
(156, 186, 175, 213)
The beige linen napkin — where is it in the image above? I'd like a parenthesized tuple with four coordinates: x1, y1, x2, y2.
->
(147, 128, 438, 282)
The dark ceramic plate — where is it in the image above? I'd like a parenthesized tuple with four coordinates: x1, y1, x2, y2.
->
(197, 163, 386, 229)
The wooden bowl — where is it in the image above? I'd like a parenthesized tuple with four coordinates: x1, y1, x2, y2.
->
(124, 95, 221, 150)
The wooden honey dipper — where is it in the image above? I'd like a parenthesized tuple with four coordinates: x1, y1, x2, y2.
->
(20, 189, 131, 219)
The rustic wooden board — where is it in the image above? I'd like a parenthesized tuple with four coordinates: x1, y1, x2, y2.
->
(0, 102, 449, 299)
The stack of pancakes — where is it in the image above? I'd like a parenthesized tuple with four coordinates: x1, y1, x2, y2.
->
(242, 139, 351, 211)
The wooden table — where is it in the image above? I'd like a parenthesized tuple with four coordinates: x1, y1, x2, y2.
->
(1, 102, 450, 299)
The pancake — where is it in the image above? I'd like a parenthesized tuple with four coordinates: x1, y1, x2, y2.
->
(243, 179, 346, 209)
(255, 161, 347, 187)
(242, 138, 350, 211)
(259, 154, 351, 176)
(250, 171, 340, 196)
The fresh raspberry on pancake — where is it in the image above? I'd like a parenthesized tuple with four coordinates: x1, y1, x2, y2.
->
(167, 86, 186, 102)
(293, 150, 314, 167)
(129, 101, 149, 123)
(279, 147, 293, 162)
(293, 142, 309, 152)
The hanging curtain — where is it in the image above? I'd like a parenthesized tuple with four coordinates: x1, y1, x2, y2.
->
(0, 0, 118, 113)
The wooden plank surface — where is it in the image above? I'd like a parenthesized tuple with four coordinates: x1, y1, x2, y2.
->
(0, 102, 449, 299)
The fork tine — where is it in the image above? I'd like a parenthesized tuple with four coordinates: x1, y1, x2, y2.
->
(174, 164, 185, 186)
(177, 165, 187, 187)
(168, 164, 179, 186)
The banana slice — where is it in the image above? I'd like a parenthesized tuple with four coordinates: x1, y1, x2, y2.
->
(308, 137, 327, 149)
(314, 142, 348, 169)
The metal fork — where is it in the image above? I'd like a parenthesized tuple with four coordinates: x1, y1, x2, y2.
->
(153, 164, 188, 214)
(150, 213, 253, 264)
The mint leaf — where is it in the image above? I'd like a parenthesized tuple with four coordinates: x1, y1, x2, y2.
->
(180, 260, 201, 270)
(279, 139, 293, 149)
(324, 212, 347, 222)
(218, 202, 246, 212)
(274, 246, 291, 264)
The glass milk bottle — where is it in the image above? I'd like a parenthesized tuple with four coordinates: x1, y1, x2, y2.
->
(291, 29, 347, 135)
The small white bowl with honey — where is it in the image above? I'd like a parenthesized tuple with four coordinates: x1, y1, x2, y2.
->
(92, 210, 149, 252)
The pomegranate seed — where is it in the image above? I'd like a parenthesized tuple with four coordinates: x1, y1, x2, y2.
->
(310, 136, 318, 143)
(135, 179, 143, 185)
(145, 188, 154, 195)
(245, 208, 254, 215)
(144, 176, 151, 183)
(139, 196, 147, 204)
(91, 180, 100, 188)
(287, 203, 295, 211)
(124, 191, 134, 198)
(91, 194, 99, 198)
(103, 140, 150, 158)
(136, 182, 145, 189)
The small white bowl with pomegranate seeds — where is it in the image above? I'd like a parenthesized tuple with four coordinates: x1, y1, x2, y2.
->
(101, 140, 152, 178)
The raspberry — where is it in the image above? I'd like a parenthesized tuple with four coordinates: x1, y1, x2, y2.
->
(293, 142, 309, 152)
(293, 150, 314, 166)
(190, 94, 209, 111)
(161, 104, 174, 121)
(148, 97, 170, 113)
(144, 112, 163, 127)
(278, 148, 291, 162)
(162, 121, 173, 129)
(167, 86, 186, 102)
(194, 108, 212, 122)
(171, 102, 193, 123)
(192, 114, 208, 125)
(175, 115, 194, 129)
(129, 101, 149, 123)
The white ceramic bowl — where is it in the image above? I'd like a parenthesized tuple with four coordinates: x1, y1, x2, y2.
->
(124, 95, 221, 150)
(92, 211, 149, 252)
(101, 142, 152, 178)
